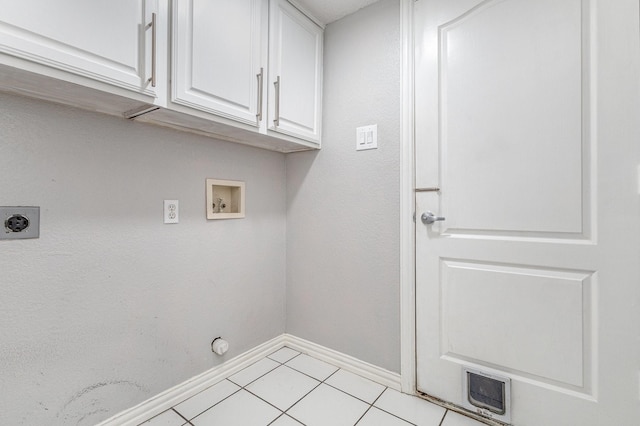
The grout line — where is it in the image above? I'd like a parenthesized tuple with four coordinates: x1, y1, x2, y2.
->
(266, 413, 286, 426)
(275, 362, 398, 422)
(281, 380, 324, 414)
(182, 383, 243, 422)
(281, 363, 328, 383)
(370, 388, 386, 406)
(266, 347, 302, 365)
(353, 404, 374, 425)
(242, 386, 287, 414)
(438, 409, 449, 426)
(322, 380, 384, 406)
(267, 413, 306, 426)
(229, 361, 280, 388)
(369, 388, 418, 426)
(323, 367, 341, 382)
(280, 365, 392, 426)
(371, 407, 419, 426)
(171, 407, 189, 423)
(168, 352, 418, 426)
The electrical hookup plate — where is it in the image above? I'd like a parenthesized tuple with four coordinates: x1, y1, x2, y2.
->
(1, 206, 40, 240)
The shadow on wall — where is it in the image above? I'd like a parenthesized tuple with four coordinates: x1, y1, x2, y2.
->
(285, 149, 321, 204)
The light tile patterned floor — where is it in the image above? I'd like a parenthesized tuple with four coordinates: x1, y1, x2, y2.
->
(139, 347, 487, 426)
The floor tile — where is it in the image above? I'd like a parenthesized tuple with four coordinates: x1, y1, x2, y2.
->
(287, 383, 370, 426)
(268, 347, 300, 363)
(374, 388, 446, 426)
(325, 369, 386, 403)
(138, 409, 186, 426)
(357, 407, 414, 426)
(228, 357, 280, 387)
(191, 389, 280, 426)
(441, 410, 486, 426)
(173, 379, 240, 420)
(246, 365, 319, 410)
(269, 414, 304, 425)
(285, 353, 339, 381)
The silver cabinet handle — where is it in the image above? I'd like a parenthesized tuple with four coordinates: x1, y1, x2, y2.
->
(273, 76, 280, 127)
(147, 12, 157, 88)
(256, 68, 264, 122)
(421, 211, 445, 225)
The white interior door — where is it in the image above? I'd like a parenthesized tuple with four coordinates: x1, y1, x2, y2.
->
(414, 0, 640, 424)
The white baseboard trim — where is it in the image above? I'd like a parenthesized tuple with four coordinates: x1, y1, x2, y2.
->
(96, 334, 287, 426)
(282, 334, 402, 391)
(97, 334, 402, 426)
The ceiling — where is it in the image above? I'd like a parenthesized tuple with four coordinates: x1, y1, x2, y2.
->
(293, 0, 380, 25)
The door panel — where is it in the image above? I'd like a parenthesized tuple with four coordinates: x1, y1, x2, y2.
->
(440, 0, 583, 235)
(415, 0, 640, 424)
(441, 260, 590, 387)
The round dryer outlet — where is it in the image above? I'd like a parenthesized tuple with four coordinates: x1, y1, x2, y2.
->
(5, 214, 30, 232)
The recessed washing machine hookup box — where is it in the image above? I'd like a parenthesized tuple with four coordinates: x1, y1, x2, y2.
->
(206, 179, 245, 220)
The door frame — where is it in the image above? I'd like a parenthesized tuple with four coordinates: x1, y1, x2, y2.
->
(399, 0, 417, 395)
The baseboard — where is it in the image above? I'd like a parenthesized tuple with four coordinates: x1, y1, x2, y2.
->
(96, 334, 287, 426)
(97, 334, 402, 426)
(281, 334, 402, 391)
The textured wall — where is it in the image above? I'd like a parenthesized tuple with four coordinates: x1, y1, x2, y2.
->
(285, 0, 401, 372)
(0, 92, 286, 425)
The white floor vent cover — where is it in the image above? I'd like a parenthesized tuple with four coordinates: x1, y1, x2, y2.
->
(461, 368, 511, 424)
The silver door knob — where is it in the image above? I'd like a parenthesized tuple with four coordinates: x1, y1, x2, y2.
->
(421, 211, 445, 225)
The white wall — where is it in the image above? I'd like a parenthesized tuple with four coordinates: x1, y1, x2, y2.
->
(285, 0, 401, 373)
(0, 92, 287, 425)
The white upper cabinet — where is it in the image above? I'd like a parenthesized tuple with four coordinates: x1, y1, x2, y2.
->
(0, 0, 322, 152)
(172, 0, 266, 126)
(0, 0, 162, 101)
(268, 0, 323, 144)
(171, 0, 323, 147)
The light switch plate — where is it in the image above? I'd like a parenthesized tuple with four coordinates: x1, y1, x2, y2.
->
(356, 124, 378, 151)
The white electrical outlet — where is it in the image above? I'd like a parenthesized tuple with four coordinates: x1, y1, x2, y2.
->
(164, 200, 179, 224)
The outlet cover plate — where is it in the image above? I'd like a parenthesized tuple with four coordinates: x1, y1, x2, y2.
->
(164, 200, 179, 224)
(0, 206, 40, 240)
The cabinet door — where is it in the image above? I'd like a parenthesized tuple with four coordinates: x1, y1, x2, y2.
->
(268, 0, 323, 144)
(0, 0, 159, 98)
(173, 0, 265, 127)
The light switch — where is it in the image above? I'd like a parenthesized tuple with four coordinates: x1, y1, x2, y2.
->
(356, 124, 378, 151)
